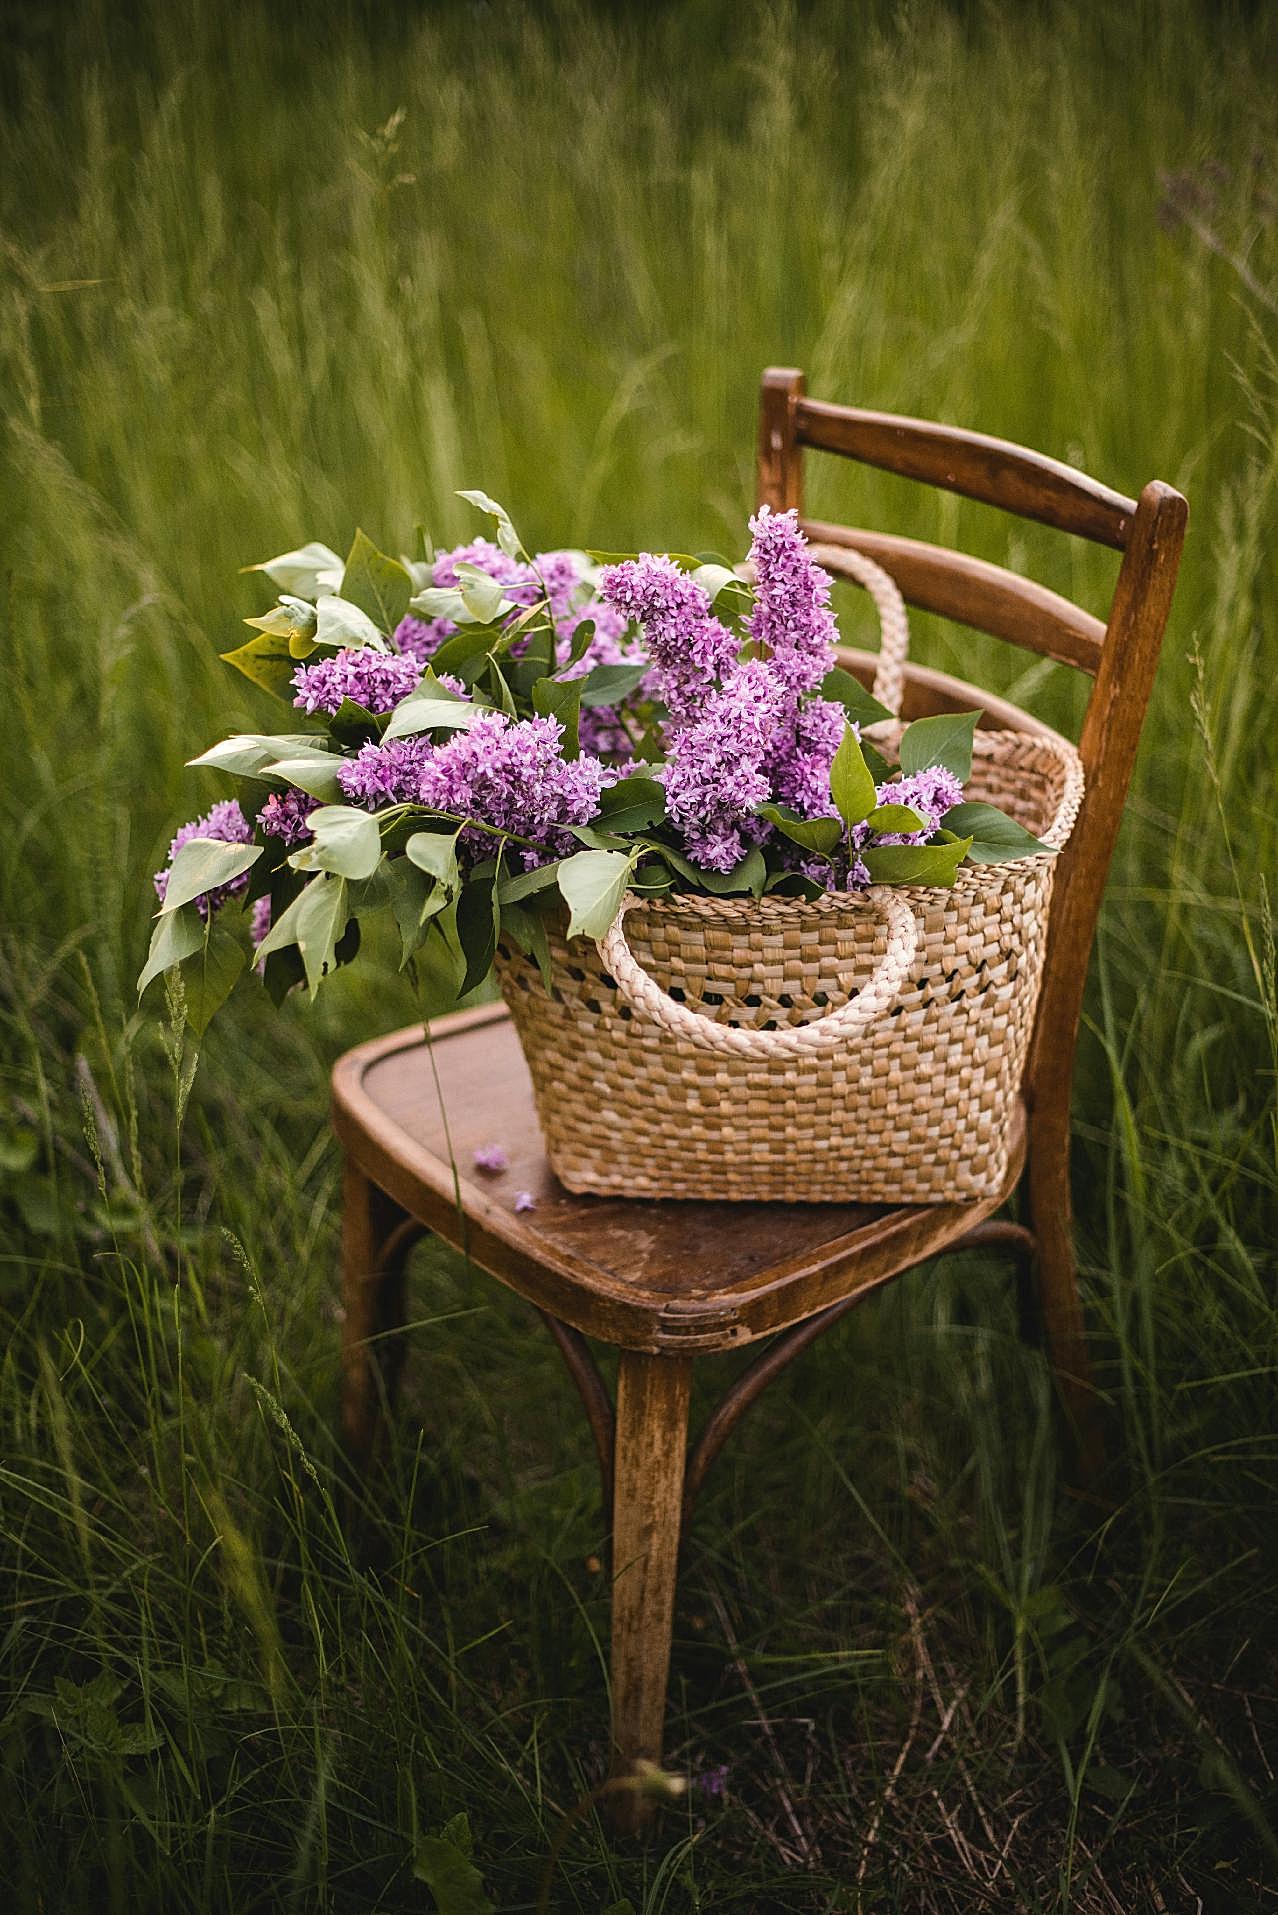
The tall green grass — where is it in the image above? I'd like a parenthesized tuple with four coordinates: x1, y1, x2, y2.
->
(2, 0, 1276, 1906)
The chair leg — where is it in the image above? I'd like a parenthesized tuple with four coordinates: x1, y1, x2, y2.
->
(607, 1350, 693, 1836)
(1026, 1113, 1105, 1485)
(340, 1159, 416, 1476)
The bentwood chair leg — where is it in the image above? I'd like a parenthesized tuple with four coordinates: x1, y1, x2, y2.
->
(1025, 1119, 1105, 1486)
(340, 1159, 415, 1478)
(607, 1350, 693, 1835)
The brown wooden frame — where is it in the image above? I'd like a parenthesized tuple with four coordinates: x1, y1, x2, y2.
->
(333, 370, 1187, 1830)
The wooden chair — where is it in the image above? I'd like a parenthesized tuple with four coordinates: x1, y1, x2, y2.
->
(332, 368, 1187, 1830)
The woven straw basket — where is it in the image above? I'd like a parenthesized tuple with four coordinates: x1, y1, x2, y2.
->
(495, 551, 1083, 1204)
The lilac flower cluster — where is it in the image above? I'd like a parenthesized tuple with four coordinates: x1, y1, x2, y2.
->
(392, 545, 639, 714)
(153, 800, 253, 918)
(746, 505, 838, 694)
(769, 696, 847, 818)
(792, 764, 966, 892)
(337, 736, 435, 808)
(599, 555, 737, 724)
(292, 647, 420, 717)
(338, 712, 608, 865)
(258, 787, 319, 847)
(872, 765, 964, 844)
(662, 661, 783, 872)
(394, 613, 455, 666)
(605, 514, 853, 870)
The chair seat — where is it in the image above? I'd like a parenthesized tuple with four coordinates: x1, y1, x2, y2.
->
(332, 1003, 1025, 1353)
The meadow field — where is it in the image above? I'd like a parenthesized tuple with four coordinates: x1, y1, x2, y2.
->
(2, 0, 1276, 1906)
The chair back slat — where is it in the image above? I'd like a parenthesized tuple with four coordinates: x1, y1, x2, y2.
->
(794, 399, 1137, 549)
(802, 521, 1105, 673)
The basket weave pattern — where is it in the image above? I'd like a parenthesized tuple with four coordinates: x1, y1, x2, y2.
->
(495, 727, 1080, 1204)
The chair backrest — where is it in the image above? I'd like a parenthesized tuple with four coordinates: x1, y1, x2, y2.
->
(757, 366, 1188, 1104)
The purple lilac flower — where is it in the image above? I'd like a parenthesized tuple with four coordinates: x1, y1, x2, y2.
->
(415, 712, 608, 860)
(600, 554, 739, 724)
(337, 712, 608, 863)
(292, 647, 420, 717)
(473, 1143, 509, 1173)
(337, 736, 436, 808)
(535, 549, 589, 623)
(663, 660, 785, 872)
(393, 612, 456, 666)
(152, 800, 253, 918)
(873, 765, 965, 844)
(257, 787, 319, 847)
(746, 506, 838, 695)
(513, 1190, 537, 1213)
(768, 696, 847, 818)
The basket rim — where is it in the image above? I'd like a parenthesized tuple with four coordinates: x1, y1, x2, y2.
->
(615, 855, 1057, 927)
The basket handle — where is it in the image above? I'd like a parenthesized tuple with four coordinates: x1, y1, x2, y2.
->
(806, 544, 910, 719)
(597, 890, 919, 1061)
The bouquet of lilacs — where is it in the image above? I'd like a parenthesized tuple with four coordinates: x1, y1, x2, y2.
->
(141, 493, 1052, 1030)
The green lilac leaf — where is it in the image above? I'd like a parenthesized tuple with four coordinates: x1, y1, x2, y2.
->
(497, 861, 560, 905)
(597, 774, 667, 833)
(656, 843, 767, 895)
(556, 849, 634, 939)
(188, 733, 332, 777)
(565, 617, 595, 667)
(500, 899, 554, 990)
(940, 800, 1056, 862)
(409, 585, 466, 620)
(294, 874, 350, 994)
(455, 867, 500, 996)
(220, 629, 297, 700)
(383, 693, 484, 743)
(293, 805, 382, 881)
(586, 548, 703, 572)
(829, 724, 877, 828)
(866, 802, 927, 833)
(158, 839, 261, 916)
(386, 860, 438, 967)
(427, 627, 496, 682)
(764, 870, 826, 900)
(758, 804, 843, 854)
(688, 561, 742, 604)
(820, 666, 895, 728)
(861, 740, 892, 783)
(178, 923, 245, 1037)
(456, 487, 524, 562)
(259, 754, 346, 801)
(137, 905, 204, 998)
(323, 698, 384, 747)
(241, 541, 342, 600)
(314, 594, 388, 652)
(405, 832, 461, 890)
(532, 674, 581, 756)
(577, 661, 649, 708)
(453, 562, 509, 625)
(861, 836, 973, 886)
(898, 709, 980, 781)
(340, 529, 411, 635)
